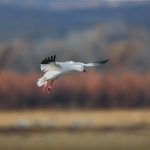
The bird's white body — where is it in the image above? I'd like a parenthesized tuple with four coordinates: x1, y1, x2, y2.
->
(37, 61, 85, 87)
(37, 56, 108, 92)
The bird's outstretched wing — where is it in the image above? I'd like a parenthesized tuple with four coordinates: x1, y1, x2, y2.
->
(84, 59, 109, 67)
(56, 59, 109, 68)
(40, 55, 61, 72)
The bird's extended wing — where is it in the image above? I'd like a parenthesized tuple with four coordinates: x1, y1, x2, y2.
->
(40, 55, 61, 72)
(84, 59, 109, 67)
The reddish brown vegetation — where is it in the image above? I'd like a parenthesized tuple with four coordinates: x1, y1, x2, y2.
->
(0, 71, 150, 109)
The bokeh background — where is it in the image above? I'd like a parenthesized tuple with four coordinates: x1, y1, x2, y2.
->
(0, 0, 150, 150)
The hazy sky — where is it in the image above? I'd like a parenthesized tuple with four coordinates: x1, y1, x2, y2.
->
(0, 0, 148, 7)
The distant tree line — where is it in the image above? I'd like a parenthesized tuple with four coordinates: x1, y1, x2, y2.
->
(0, 71, 149, 109)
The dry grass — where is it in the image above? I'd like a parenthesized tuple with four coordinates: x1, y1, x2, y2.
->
(0, 110, 150, 150)
(0, 109, 150, 128)
(1, 131, 150, 150)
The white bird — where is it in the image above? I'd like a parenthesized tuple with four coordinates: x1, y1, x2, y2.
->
(37, 55, 108, 93)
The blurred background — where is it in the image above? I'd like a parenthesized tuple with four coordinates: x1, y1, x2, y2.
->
(0, 0, 150, 150)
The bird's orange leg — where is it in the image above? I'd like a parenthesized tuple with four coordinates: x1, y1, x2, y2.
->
(43, 82, 48, 93)
(47, 80, 54, 93)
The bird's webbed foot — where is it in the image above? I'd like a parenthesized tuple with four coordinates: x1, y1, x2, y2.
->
(43, 80, 54, 94)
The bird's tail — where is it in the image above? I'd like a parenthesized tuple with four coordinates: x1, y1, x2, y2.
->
(37, 76, 47, 87)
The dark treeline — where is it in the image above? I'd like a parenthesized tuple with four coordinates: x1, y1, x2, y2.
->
(0, 71, 150, 109)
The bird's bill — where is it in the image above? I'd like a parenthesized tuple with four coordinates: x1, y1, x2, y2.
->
(83, 69, 87, 73)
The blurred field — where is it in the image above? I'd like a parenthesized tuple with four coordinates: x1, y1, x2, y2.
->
(0, 110, 150, 129)
(1, 131, 150, 150)
(0, 110, 150, 150)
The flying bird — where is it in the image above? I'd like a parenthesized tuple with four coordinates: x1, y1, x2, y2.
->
(37, 55, 108, 93)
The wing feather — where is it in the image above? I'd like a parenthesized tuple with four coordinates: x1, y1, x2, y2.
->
(41, 55, 56, 64)
(84, 59, 109, 67)
(41, 63, 61, 72)
(40, 55, 60, 72)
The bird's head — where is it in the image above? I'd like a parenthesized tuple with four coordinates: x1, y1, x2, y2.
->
(74, 65, 86, 73)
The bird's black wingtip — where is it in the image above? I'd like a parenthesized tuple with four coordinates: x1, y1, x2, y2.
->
(95, 59, 109, 64)
(41, 55, 56, 64)
(101, 58, 109, 64)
